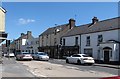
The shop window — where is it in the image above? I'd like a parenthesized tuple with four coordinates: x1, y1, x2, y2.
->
(84, 48, 93, 57)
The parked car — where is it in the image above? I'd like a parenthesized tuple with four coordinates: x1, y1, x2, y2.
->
(16, 52, 33, 61)
(31, 52, 38, 59)
(66, 54, 95, 65)
(5, 53, 15, 57)
(33, 52, 49, 61)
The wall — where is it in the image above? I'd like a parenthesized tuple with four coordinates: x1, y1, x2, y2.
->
(81, 30, 119, 60)
(62, 35, 80, 46)
(0, 9, 5, 32)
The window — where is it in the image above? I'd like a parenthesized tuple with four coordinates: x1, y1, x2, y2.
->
(82, 54, 89, 57)
(46, 35, 48, 38)
(84, 49, 93, 57)
(42, 36, 44, 46)
(98, 35, 103, 45)
(86, 36, 90, 46)
(109, 50, 112, 58)
(75, 37, 78, 46)
(72, 55, 81, 57)
(63, 39, 65, 46)
(60, 38, 62, 45)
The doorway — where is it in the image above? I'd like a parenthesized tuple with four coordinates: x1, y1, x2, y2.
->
(103, 47, 112, 63)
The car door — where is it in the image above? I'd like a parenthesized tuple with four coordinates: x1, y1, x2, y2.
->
(72, 55, 81, 63)
(67, 56, 73, 63)
(70, 55, 77, 63)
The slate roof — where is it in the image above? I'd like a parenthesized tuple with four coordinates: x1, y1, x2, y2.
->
(40, 23, 69, 36)
(63, 17, 120, 37)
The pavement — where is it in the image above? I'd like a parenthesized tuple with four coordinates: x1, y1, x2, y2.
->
(94, 64, 120, 69)
(2, 57, 35, 77)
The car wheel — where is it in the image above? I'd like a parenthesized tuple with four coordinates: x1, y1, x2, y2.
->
(77, 60, 81, 65)
(37, 57, 40, 60)
(16, 57, 19, 61)
(66, 59, 69, 63)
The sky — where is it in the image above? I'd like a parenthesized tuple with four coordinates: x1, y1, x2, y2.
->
(1, 2, 118, 41)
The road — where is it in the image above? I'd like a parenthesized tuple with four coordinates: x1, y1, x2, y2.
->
(17, 59, 119, 78)
(1, 57, 119, 79)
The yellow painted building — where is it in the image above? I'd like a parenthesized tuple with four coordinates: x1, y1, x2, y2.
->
(0, 7, 7, 43)
(0, 7, 6, 32)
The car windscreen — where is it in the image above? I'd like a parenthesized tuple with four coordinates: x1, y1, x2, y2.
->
(22, 52, 30, 54)
(38, 53, 47, 55)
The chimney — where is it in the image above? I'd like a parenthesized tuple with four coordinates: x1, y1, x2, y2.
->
(21, 33, 25, 37)
(69, 18, 75, 29)
(27, 31, 32, 38)
(92, 17, 99, 24)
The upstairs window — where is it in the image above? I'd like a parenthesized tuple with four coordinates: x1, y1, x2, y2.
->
(98, 35, 103, 45)
(86, 36, 90, 46)
(54, 38, 57, 45)
(60, 38, 62, 45)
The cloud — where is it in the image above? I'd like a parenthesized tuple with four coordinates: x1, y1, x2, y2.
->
(18, 18, 35, 25)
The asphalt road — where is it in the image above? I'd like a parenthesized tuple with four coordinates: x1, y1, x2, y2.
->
(1, 57, 119, 78)
(2, 57, 35, 77)
(49, 59, 119, 75)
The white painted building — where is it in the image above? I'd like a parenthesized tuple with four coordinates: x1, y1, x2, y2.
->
(15, 31, 39, 53)
(62, 17, 120, 64)
(21, 37, 39, 53)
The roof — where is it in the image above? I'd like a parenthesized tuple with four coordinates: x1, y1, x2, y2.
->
(63, 17, 120, 37)
(40, 23, 69, 36)
(0, 7, 6, 13)
(15, 34, 28, 41)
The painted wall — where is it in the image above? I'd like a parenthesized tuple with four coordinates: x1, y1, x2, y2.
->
(81, 30, 119, 60)
(62, 35, 80, 46)
(0, 8, 5, 32)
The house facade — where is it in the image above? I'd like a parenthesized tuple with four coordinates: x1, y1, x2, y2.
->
(15, 31, 39, 54)
(15, 32, 28, 52)
(62, 17, 120, 64)
(38, 18, 76, 58)
(21, 37, 39, 53)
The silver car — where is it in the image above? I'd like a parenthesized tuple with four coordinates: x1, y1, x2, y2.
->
(33, 52, 49, 61)
(16, 52, 33, 61)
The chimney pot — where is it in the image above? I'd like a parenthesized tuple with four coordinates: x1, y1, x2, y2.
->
(69, 18, 75, 29)
(92, 17, 99, 24)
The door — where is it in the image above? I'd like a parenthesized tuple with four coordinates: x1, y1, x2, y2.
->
(103, 47, 112, 64)
(104, 50, 109, 63)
